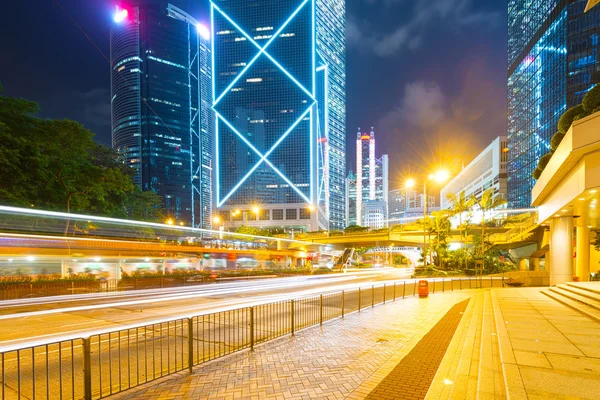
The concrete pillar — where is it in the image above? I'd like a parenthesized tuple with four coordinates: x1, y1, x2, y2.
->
(531, 258, 540, 271)
(576, 225, 591, 281)
(277, 240, 282, 251)
(518, 259, 528, 271)
(549, 217, 573, 286)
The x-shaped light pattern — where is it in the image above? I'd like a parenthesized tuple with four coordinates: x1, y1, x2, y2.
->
(212, 0, 316, 207)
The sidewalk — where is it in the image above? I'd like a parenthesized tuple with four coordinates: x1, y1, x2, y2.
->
(110, 290, 474, 400)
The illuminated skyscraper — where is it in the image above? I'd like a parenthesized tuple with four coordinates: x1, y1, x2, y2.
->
(507, 0, 600, 208)
(211, 0, 345, 232)
(355, 127, 388, 227)
(111, 2, 213, 228)
(345, 171, 357, 226)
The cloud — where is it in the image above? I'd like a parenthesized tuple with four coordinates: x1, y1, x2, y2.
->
(348, 0, 501, 57)
(379, 81, 446, 132)
(79, 88, 111, 127)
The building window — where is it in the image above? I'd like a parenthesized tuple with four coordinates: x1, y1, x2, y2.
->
(286, 209, 297, 220)
(232, 211, 243, 222)
(272, 209, 284, 220)
(299, 209, 310, 220)
(259, 209, 270, 220)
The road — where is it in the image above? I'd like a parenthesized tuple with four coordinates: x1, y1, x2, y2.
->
(0, 268, 412, 347)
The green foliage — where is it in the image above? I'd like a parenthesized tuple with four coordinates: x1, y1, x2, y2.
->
(582, 84, 600, 114)
(0, 86, 164, 221)
(532, 167, 542, 180)
(550, 131, 565, 152)
(234, 225, 273, 237)
(557, 104, 584, 133)
(537, 152, 553, 171)
(344, 224, 369, 233)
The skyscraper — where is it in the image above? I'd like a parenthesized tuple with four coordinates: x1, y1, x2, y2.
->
(345, 171, 357, 226)
(211, 0, 345, 232)
(507, 0, 600, 208)
(111, 2, 213, 228)
(354, 127, 388, 227)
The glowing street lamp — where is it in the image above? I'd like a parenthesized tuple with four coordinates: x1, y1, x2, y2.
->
(166, 218, 174, 225)
(252, 206, 260, 215)
(307, 204, 316, 212)
(113, 7, 128, 23)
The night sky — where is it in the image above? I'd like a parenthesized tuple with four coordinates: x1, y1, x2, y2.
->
(0, 0, 507, 189)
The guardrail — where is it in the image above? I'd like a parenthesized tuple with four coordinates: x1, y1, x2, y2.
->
(0, 276, 503, 400)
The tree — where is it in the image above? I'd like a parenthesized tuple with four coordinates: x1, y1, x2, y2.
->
(446, 190, 475, 268)
(430, 210, 452, 268)
(471, 188, 507, 274)
(0, 86, 165, 229)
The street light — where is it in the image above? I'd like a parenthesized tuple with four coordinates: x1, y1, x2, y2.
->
(166, 218, 174, 225)
(405, 169, 450, 266)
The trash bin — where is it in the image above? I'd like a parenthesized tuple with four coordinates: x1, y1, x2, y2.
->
(418, 280, 429, 298)
(573, 276, 581, 282)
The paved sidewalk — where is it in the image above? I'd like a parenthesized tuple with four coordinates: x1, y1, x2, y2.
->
(493, 288, 600, 400)
(110, 291, 474, 400)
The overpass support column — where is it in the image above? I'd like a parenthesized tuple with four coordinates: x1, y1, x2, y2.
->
(531, 258, 540, 271)
(277, 240, 282, 251)
(518, 259, 528, 271)
(549, 216, 573, 286)
(576, 225, 590, 281)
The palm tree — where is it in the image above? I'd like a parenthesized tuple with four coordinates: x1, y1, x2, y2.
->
(446, 191, 475, 266)
(472, 188, 507, 275)
(430, 210, 452, 268)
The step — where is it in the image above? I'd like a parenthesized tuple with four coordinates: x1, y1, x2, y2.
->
(558, 284, 600, 305)
(549, 286, 600, 312)
(540, 290, 600, 324)
(566, 282, 600, 296)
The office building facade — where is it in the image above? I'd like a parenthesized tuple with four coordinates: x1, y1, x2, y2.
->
(440, 136, 508, 210)
(354, 127, 388, 227)
(345, 171, 357, 226)
(507, 0, 600, 208)
(111, 2, 213, 227)
(211, 0, 345, 232)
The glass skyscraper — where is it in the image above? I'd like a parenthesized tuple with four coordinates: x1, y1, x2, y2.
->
(111, 2, 213, 228)
(507, 0, 600, 208)
(211, 0, 345, 232)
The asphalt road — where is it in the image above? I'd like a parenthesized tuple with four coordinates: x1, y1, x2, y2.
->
(0, 268, 413, 347)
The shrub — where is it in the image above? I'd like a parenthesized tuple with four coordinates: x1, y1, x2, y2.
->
(557, 105, 584, 133)
(537, 152, 553, 171)
(582, 84, 600, 114)
(550, 131, 565, 151)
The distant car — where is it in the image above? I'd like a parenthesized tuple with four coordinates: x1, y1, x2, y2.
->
(236, 258, 259, 269)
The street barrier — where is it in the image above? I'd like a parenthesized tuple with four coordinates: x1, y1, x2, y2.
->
(0, 277, 504, 399)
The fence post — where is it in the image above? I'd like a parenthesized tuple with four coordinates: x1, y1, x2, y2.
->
(451, 279, 454, 291)
(432, 280, 435, 294)
(358, 288, 361, 312)
(443, 279, 445, 292)
(491, 277, 493, 287)
(372, 285, 375, 308)
(403, 281, 406, 298)
(291, 299, 295, 335)
(460, 278, 462, 290)
(341, 291, 345, 318)
(470, 277, 472, 289)
(383, 284, 386, 304)
(188, 318, 194, 372)
(393, 282, 396, 301)
(250, 307, 254, 351)
(83, 337, 92, 400)
(319, 294, 323, 326)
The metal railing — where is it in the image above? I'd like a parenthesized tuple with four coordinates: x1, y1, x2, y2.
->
(0, 277, 504, 400)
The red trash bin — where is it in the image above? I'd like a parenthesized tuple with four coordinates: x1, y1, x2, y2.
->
(418, 280, 429, 298)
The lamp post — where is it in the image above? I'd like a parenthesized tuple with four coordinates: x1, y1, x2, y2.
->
(213, 216, 224, 239)
(405, 169, 450, 267)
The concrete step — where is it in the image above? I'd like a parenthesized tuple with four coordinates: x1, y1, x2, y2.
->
(540, 289, 600, 324)
(559, 284, 600, 305)
(565, 282, 600, 296)
(549, 286, 600, 312)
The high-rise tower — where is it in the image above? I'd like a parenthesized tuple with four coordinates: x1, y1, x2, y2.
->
(507, 0, 600, 208)
(111, 2, 213, 227)
(211, 0, 345, 232)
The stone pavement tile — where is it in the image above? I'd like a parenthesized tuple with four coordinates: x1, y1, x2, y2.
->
(109, 291, 474, 400)
(492, 287, 600, 400)
(363, 298, 471, 400)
